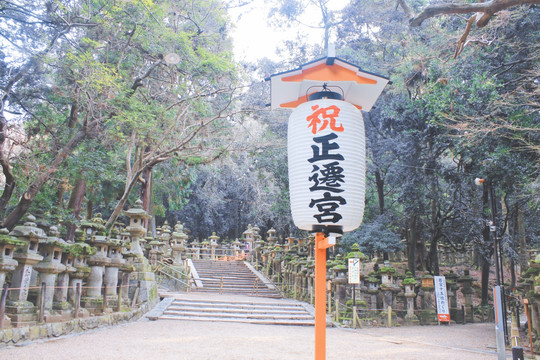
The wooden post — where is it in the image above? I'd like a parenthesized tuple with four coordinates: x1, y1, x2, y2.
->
(39, 282, 46, 323)
(131, 281, 141, 308)
(387, 305, 392, 327)
(524, 299, 534, 356)
(74, 283, 81, 318)
(0, 283, 8, 329)
(352, 305, 357, 328)
(117, 280, 123, 312)
(103, 284, 108, 313)
(334, 298, 340, 322)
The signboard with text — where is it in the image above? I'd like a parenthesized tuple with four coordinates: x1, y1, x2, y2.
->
(434, 276, 450, 322)
(348, 258, 360, 284)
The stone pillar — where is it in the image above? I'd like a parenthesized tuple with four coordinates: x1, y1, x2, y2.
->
(418, 274, 437, 325)
(85, 237, 110, 299)
(444, 271, 461, 323)
(171, 223, 188, 264)
(104, 241, 125, 299)
(402, 271, 418, 324)
(458, 270, 474, 323)
(123, 200, 158, 305)
(34, 226, 68, 317)
(53, 250, 76, 313)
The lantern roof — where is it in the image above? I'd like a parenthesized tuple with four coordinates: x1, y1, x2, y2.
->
(267, 55, 389, 111)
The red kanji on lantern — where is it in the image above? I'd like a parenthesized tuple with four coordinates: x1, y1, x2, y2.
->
(306, 105, 344, 134)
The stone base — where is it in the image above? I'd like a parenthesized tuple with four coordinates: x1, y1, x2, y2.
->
(80, 297, 104, 315)
(4, 300, 38, 328)
(404, 314, 420, 325)
(53, 301, 72, 311)
(43, 311, 70, 323)
(418, 309, 438, 325)
(72, 308, 90, 319)
(450, 307, 463, 323)
(1, 315, 12, 329)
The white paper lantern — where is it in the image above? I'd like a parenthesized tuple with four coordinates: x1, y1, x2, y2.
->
(288, 99, 366, 236)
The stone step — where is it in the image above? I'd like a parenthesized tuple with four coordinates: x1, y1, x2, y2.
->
(170, 299, 306, 311)
(150, 295, 315, 326)
(189, 259, 281, 298)
(158, 315, 315, 326)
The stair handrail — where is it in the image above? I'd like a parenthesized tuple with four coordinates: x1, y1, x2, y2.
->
(155, 261, 190, 290)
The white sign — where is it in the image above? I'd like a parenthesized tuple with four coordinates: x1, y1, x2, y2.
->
(434, 276, 450, 322)
(348, 258, 360, 284)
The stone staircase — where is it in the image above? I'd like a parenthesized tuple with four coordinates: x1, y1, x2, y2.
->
(147, 294, 315, 326)
(190, 259, 281, 299)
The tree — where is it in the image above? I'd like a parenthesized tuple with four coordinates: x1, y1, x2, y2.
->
(0, 0, 240, 230)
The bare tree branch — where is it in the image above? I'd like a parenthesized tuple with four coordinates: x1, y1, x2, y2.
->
(409, 0, 540, 27)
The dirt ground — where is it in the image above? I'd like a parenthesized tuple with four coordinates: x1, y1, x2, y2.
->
(0, 315, 514, 360)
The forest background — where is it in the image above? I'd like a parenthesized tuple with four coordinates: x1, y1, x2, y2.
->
(0, 0, 538, 303)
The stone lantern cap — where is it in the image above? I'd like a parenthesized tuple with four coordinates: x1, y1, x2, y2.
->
(172, 223, 188, 242)
(10, 214, 47, 241)
(41, 226, 69, 248)
(123, 199, 150, 220)
(402, 271, 416, 286)
(0, 228, 26, 250)
(209, 232, 219, 243)
(80, 213, 107, 237)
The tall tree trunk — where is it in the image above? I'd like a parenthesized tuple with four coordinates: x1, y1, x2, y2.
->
(374, 169, 385, 215)
(480, 184, 492, 305)
(2, 130, 87, 230)
(140, 166, 153, 232)
(0, 113, 16, 218)
(518, 206, 527, 273)
(65, 178, 86, 241)
(408, 213, 417, 275)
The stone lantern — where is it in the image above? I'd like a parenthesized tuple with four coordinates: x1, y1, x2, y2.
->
(365, 273, 380, 311)
(83, 232, 111, 313)
(171, 223, 188, 263)
(232, 238, 242, 259)
(160, 222, 172, 257)
(104, 237, 125, 303)
(402, 271, 418, 324)
(53, 241, 76, 316)
(34, 226, 68, 317)
(123, 199, 150, 257)
(418, 274, 437, 325)
(67, 230, 93, 309)
(148, 236, 165, 266)
(123, 199, 157, 305)
(444, 271, 461, 322)
(0, 228, 24, 328)
(242, 225, 254, 253)
(0, 228, 24, 291)
(6, 215, 46, 327)
(379, 264, 400, 311)
(267, 228, 277, 244)
(209, 232, 219, 260)
(458, 269, 474, 323)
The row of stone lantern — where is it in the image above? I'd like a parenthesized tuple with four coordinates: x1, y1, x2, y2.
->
(248, 232, 483, 326)
(0, 199, 161, 328)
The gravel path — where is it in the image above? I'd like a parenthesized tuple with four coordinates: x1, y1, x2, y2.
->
(0, 293, 510, 360)
(0, 318, 505, 360)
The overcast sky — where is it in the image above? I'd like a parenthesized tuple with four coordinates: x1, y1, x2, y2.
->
(228, 0, 349, 62)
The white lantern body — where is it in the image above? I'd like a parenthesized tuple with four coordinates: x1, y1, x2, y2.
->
(288, 99, 366, 236)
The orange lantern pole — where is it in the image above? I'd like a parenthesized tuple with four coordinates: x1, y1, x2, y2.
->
(315, 232, 335, 360)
